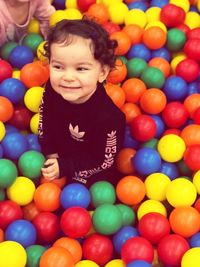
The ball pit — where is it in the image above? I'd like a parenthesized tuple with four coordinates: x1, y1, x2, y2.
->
(0, 1, 200, 266)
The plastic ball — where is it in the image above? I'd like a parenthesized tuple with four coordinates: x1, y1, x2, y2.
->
(60, 183, 91, 209)
(77, 0, 96, 12)
(22, 202, 39, 222)
(151, 47, 171, 61)
(169, 206, 200, 238)
(189, 232, 200, 248)
(22, 33, 43, 53)
(110, 31, 131, 56)
(193, 170, 200, 194)
(49, 10, 68, 26)
(126, 58, 147, 78)
(170, 52, 187, 73)
(86, 3, 109, 25)
(27, 18, 40, 34)
(127, 44, 151, 61)
(0, 59, 13, 82)
(184, 38, 200, 61)
(116, 175, 146, 205)
(30, 113, 39, 134)
(182, 247, 200, 267)
(184, 144, 200, 171)
(122, 24, 144, 45)
(121, 236, 154, 264)
(176, 58, 200, 82)
(7, 176, 36, 206)
(125, 9, 147, 28)
(181, 124, 200, 146)
(157, 234, 189, 266)
(142, 26, 166, 50)
(0, 42, 18, 60)
(141, 67, 165, 89)
(116, 148, 136, 174)
(102, 21, 120, 35)
(26, 245, 46, 267)
(132, 147, 161, 176)
(137, 199, 167, 220)
(8, 106, 32, 131)
(116, 204, 135, 226)
(163, 75, 188, 101)
(0, 96, 14, 122)
(18, 150, 45, 180)
(160, 3, 186, 27)
(53, 0, 66, 9)
(24, 86, 44, 113)
(0, 241, 27, 267)
(185, 11, 200, 29)
(166, 28, 186, 52)
(75, 260, 99, 267)
(121, 102, 141, 124)
(184, 93, 200, 117)
(148, 57, 170, 78)
(192, 106, 200, 124)
(105, 259, 125, 267)
(159, 161, 179, 180)
(104, 84, 126, 108)
(92, 204, 122, 235)
(122, 78, 146, 103)
(0, 159, 17, 188)
(64, 8, 83, 20)
(106, 59, 127, 84)
(146, 6, 161, 23)
(9, 45, 34, 69)
(126, 261, 152, 267)
(108, 3, 129, 25)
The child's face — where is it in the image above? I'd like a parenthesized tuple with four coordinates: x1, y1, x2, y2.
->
(49, 35, 110, 104)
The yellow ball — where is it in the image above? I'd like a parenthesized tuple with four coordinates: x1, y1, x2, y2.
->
(12, 69, 21, 79)
(30, 113, 39, 134)
(105, 259, 125, 267)
(181, 248, 200, 267)
(100, 0, 122, 7)
(49, 10, 68, 27)
(145, 7, 161, 23)
(0, 121, 6, 142)
(198, 0, 200, 11)
(145, 173, 171, 201)
(170, 53, 186, 73)
(28, 18, 40, 34)
(24, 86, 44, 113)
(64, 8, 82, 20)
(125, 9, 147, 28)
(157, 134, 186, 162)
(137, 199, 167, 220)
(193, 170, 200, 194)
(145, 21, 167, 32)
(7, 176, 36, 206)
(37, 41, 48, 62)
(166, 178, 197, 207)
(0, 241, 27, 267)
(65, 0, 78, 9)
(75, 260, 99, 267)
(184, 12, 200, 29)
(169, 0, 190, 12)
(108, 3, 129, 25)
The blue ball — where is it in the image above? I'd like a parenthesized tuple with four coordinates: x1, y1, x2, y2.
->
(150, 115, 166, 138)
(113, 226, 139, 254)
(163, 76, 188, 101)
(0, 144, 3, 158)
(150, 0, 168, 8)
(127, 260, 152, 267)
(128, 1, 148, 11)
(5, 124, 19, 134)
(1, 132, 29, 159)
(123, 126, 140, 149)
(127, 44, 151, 61)
(60, 183, 91, 209)
(53, 0, 66, 9)
(5, 219, 36, 248)
(9, 45, 34, 69)
(159, 161, 179, 180)
(132, 147, 161, 175)
(151, 47, 171, 61)
(189, 232, 200, 248)
(26, 134, 41, 152)
(187, 82, 199, 95)
(0, 78, 26, 104)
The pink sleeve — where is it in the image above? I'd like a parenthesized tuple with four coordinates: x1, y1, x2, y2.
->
(0, 19, 7, 46)
(34, 0, 55, 39)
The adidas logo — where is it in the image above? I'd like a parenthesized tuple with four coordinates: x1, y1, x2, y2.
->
(69, 123, 85, 141)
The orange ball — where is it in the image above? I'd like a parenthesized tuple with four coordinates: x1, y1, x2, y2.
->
(116, 175, 146, 205)
(34, 183, 61, 212)
(110, 31, 131, 55)
(53, 237, 82, 264)
(121, 102, 141, 124)
(140, 88, 167, 114)
(123, 24, 144, 45)
(40, 246, 74, 267)
(107, 59, 127, 84)
(105, 83, 126, 108)
(40, 176, 67, 189)
(22, 201, 40, 221)
(184, 93, 200, 117)
(86, 3, 109, 25)
(180, 124, 200, 146)
(148, 57, 171, 77)
(0, 228, 4, 242)
(169, 206, 200, 238)
(142, 26, 167, 50)
(0, 96, 14, 122)
(122, 78, 147, 103)
(194, 197, 200, 213)
(116, 148, 136, 175)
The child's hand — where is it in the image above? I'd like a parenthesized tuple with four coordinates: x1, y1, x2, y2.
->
(41, 158, 60, 180)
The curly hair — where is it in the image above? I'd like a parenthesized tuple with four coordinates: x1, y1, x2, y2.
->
(44, 18, 118, 68)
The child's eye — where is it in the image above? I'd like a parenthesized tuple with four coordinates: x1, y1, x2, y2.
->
(77, 67, 88, 71)
(52, 65, 62, 70)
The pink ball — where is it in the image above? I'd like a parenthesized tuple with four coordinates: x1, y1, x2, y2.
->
(0, 59, 12, 83)
(121, 236, 154, 264)
(77, 0, 96, 12)
(175, 58, 200, 82)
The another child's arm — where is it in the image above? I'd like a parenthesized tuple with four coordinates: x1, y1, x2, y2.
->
(0, 18, 7, 46)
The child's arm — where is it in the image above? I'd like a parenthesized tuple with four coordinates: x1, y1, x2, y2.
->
(0, 19, 7, 46)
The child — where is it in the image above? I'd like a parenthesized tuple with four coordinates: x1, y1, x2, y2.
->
(0, 0, 55, 46)
(38, 19, 126, 187)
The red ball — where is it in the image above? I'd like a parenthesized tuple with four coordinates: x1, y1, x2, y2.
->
(8, 105, 32, 130)
(160, 4, 186, 27)
(162, 128, 181, 136)
(187, 27, 200, 40)
(77, 0, 96, 12)
(138, 212, 171, 245)
(60, 207, 92, 238)
(184, 144, 200, 171)
(162, 101, 189, 128)
(175, 58, 200, 82)
(0, 200, 23, 230)
(121, 236, 154, 264)
(0, 59, 13, 82)
(32, 212, 60, 244)
(184, 38, 200, 60)
(82, 233, 113, 265)
(157, 234, 189, 266)
(131, 114, 156, 141)
(192, 107, 200, 124)
(102, 21, 121, 35)
(175, 24, 190, 35)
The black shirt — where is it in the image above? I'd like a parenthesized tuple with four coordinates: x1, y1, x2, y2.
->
(38, 81, 126, 187)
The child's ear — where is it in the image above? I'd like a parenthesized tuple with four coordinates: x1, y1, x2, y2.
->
(98, 65, 110, 83)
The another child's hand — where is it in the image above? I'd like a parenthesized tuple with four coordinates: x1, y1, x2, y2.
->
(41, 158, 60, 180)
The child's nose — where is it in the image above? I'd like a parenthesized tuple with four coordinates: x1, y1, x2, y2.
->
(63, 70, 75, 81)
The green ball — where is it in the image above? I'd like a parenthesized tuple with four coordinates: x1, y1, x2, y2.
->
(18, 150, 45, 180)
(22, 33, 44, 53)
(141, 66, 165, 88)
(26, 245, 46, 267)
(0, 159, 18, 188)
(142, 138, 159, 149)
(118, 56, 128, 65)
(0, 189, 5, 201)
(0, 42, 18, 60)
(92, 204, 122, 235)
(177, 160, 193, 177)
(89, 181, 116, 207)
(116, 204, 135, 226)
(126, 57, 147, 78)
(166, 28, 186, 52)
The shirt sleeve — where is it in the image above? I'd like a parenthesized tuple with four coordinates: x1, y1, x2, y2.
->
(0, 19, 7, 46)
(57, 113, 126, 184)
(34, 0, 55, 39)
